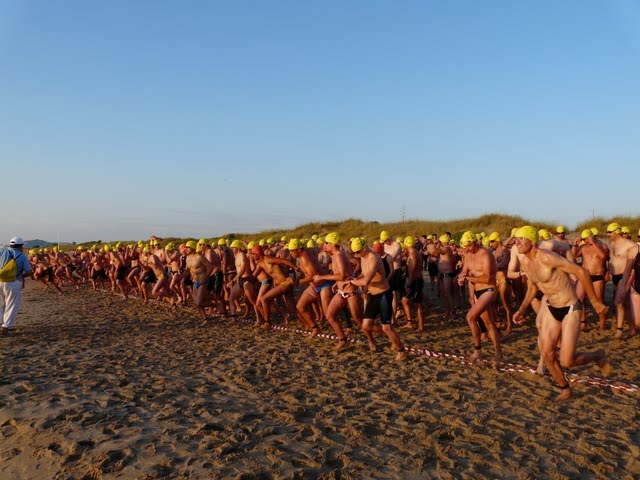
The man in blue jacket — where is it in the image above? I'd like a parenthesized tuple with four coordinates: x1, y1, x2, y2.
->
(1, 237, 33, 336)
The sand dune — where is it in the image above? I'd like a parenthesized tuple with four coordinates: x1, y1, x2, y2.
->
(1, 282, 639, 479)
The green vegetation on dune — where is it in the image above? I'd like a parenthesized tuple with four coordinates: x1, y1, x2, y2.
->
(68, 214, 640, 249)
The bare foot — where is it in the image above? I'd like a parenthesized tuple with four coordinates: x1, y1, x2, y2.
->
(555, 387, 573, 401)
(580, 321, 588, 332)
(597, 305, 609, 327)
(259, 322, 271, 331)
(469, 350, 482, 362)
(597, 350, 612, 377)
(399, 322, 415, 331)
(304, 327, 319, 342)
(368, 341, 377, 352)
(614, 328, 624, 340)
(494, 353, 505, 363)
(394, 350, 408, 361)
(335, 338, 349, 353)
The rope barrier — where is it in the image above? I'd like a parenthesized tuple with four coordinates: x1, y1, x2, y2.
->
(96, 288, 639, 394)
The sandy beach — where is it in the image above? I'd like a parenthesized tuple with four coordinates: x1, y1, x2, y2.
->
(2, 281, 639, 479)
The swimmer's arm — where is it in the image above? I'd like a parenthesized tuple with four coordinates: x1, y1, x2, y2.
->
(591, 240, 608, 261)
(313, 271, 343, 282)
(267, 257, 300, 272)
(502, 236, 515, 248)
(507, 250, 522, 279)
(351, 265, 376, 288)
(251, 264, 264, 277)
(571, 244, 582, 260)
(386, 258, 395, 281)
(617, 254, 636, 300)
(513, 279, 538, 324)
(202, 257, 213, 275)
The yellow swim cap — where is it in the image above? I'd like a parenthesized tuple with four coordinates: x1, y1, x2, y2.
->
(538, 229, 551, 241)
(590, 227, 599, 236)
(325, 232, 341, 245)
(306, 239, 316, 248)
(165, 242, 176, 251)
(459, 231, 476, 248)
(115, 242, 122, 249)
(480, 232, 487, 238)
(286, 238, 302, 250)
(580, 229, 593, 239)
(230, 240, 242, 249)
(103, 245, 111, 252)
(515, 226, 539, 243)
(137, 240, 144, 246)
(439, 234, 450, 243)
(482, 237, 490, 247)
(403, 236, 414, 248)
(475, 233, 482, 241)
(380, 230, 391, 242)
(351, 237, 366, 252)
(488, 232, 500, 242)
(264, 238, 273, 245)
(510, 227, 518, 237)
(606, 222, 621, 234)
(217, 238, 226, 246)
(280, 235, 288, 242)
(556, 225, 566, 233)
(198, 238, 207, 245)
(311, 234, 318, 241)
(247, 241, 256, 250)
(186, 240, 198, 250)
(621, 226, 631, 234)
(258, 239, 266, 246)
(143, 245, 151, 253)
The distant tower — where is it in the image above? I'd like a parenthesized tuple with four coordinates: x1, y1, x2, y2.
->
(401, 205, 406, 222)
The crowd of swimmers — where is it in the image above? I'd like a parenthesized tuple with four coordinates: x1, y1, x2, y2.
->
(24, 223, 640, 400)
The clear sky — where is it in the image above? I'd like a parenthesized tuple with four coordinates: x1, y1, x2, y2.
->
(2, 0, 639, 243)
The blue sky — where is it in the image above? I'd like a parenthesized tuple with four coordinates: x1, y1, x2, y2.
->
(2, 1, 639, 242)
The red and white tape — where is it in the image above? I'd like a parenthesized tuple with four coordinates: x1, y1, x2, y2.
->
(97, 288, 639, 393)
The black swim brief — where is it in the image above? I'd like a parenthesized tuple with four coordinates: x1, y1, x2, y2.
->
(548, 300, 582, 322)
(473, 287, 495, 300)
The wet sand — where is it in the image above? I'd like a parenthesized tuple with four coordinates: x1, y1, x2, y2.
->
(1, 281, 639, 479)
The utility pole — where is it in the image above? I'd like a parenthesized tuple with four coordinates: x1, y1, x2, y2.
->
(401, 205, 406, 222)
(589, 209, 595, 219)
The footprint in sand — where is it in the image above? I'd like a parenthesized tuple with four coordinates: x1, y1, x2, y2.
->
(1, 419, 18, 438)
